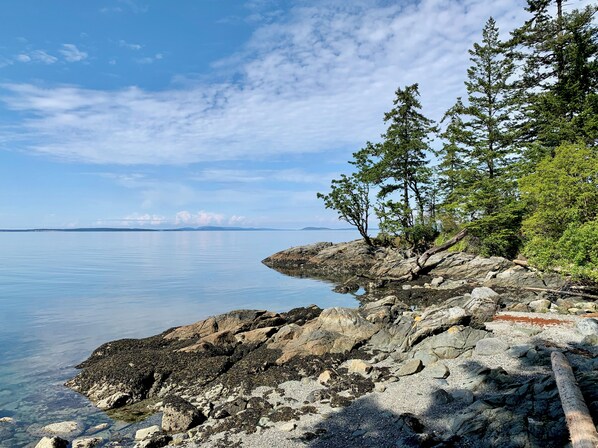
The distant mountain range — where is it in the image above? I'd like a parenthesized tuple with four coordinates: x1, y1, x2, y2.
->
(0, 226, 352, 232)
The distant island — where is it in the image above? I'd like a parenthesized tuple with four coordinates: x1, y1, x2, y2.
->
(0, 226, 353, 232)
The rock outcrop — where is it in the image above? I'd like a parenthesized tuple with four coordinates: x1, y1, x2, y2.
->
(65, 241, 598, 447)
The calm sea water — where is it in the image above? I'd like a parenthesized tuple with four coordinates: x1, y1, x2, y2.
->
(0, 230, 358, 447)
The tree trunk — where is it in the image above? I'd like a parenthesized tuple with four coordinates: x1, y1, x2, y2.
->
(551, 351, 598, 448)
(398, 228, 469, 280)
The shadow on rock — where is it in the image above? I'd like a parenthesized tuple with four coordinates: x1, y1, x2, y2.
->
(299, 397, 452, 448)
(419, 336, 598, 448)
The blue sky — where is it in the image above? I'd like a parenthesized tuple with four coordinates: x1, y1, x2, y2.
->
(0, 0, 585, 229)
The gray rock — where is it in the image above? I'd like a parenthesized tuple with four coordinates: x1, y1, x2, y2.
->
(426, 363, 450, 379)
(35, 437, 68, 448)
(507, 344, 532, 358)
(528, 299, 551, 313)
(41, 421, 84, 437)
(474, 337, 509, 356)
(470, 287, 499, 300)
(397, 359, 423, 376)
(430, 277, 444, 287)
(452, 389, 474, 404)
(135, 426, 161, 441)
(72, 437, 102, 448)
(576, 318, 598, 336)
(161, 396, 206, 433)
(431, 388, 453, 405)
(412, 326, 489, 360)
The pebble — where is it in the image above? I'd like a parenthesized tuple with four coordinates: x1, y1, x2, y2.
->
(426, 362, 450, 379)
(351, 429, 366, 437)
(374, 383, 387, 393)
(344, 359, 372, 376)
(397, 359, 423, 376)
(135, 426, 161, 441)
(280, 422, 296, 432)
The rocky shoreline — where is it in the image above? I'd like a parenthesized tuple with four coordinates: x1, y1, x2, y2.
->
(23, 240, 598, 447)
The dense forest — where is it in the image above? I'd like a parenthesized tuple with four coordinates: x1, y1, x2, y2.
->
(318, 0, 598, 281)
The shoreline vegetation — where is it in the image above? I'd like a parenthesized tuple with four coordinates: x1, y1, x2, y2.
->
(28, 238, 596, 448)
(317, 1, 598, 282)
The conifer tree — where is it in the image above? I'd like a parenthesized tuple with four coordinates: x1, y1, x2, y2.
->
(440, 18, 523, 257)
(358, 84, 437, 247)
(510, 2, 598, 161)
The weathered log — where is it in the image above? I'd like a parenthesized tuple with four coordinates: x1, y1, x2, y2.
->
(523, 287, 598, 301)
(398, 228, 469, 281)
(551, 351, 598, 448)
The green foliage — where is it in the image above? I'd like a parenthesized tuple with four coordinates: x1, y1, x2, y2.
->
(319, 1, 597, 270)
(317, 172, 373, 246)
(520, 143, 598, 239)
(358, 84, 437, 235)
(510, 3, 598, 162)
(438, 18, 523, 257)
(521, 143, 598, 278)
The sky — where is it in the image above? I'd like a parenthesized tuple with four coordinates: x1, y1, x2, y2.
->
(0, 0, 588, 229)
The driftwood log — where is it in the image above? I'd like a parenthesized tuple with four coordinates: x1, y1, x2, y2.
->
(524, 287, 598, 301)
(398, 228, 469, 281)
(551, 351, 598, 448)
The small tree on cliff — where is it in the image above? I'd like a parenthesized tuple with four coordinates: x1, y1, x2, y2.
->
(317, 172, 373, 246)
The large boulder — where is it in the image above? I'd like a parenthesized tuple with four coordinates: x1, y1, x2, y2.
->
(161, 396, 206, 432)
(268, 307, 379, 363)
(410, 326, 490, 360)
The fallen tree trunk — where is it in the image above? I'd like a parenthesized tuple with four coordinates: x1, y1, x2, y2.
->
(398, 228, 469, 281)
(551, 351, 598, 448)
(523, 287, 598, 301)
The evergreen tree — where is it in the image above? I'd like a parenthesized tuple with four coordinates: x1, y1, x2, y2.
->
(358, 84, 437, 247)
(510, 2, 598, 161)
(436, 98, 470, 217)
(440, 18, 524, 257)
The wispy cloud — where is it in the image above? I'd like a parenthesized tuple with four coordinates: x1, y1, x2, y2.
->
(135, 53, 162, 64)
(119, 40, 142, 50)
(60, 44, 88, 62)
(1, 0, 530, 165)
(15, 50, 58, 64)
(192, 168, 336, 185)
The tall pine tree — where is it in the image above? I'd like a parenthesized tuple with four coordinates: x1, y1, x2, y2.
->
(510, 2, 598, 162)
(357, 84, 437, 249)
(440, 18, 523, 257)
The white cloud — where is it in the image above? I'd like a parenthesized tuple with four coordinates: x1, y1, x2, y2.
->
(1, 0, 539, 165)
(135, 53, 163, 64)
(192, 168, 336, 184)
(121, 212, 166, 226)
(15, 50, 58, 64)
(60, 44, 88, 62)
(119, 40, 142, 50)
(175, 210, 225, 226)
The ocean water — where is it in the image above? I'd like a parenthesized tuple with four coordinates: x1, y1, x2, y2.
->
(0, 230, 358, 447)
